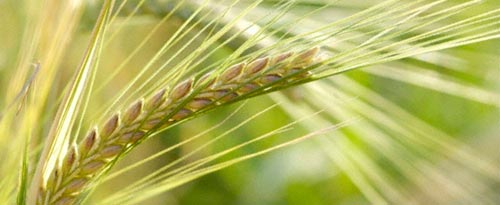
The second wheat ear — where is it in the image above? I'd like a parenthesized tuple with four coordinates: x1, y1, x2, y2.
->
(38, 47, 321, 205)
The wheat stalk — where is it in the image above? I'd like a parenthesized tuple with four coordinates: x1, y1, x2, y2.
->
(38, 47, 320, 205)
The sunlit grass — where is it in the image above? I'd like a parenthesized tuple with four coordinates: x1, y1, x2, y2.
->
(0, 0, 498, 204)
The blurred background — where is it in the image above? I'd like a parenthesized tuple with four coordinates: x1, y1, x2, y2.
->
(1, 0, 499, 204)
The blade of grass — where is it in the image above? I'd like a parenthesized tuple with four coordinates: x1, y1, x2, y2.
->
(27, 0, 115, 203)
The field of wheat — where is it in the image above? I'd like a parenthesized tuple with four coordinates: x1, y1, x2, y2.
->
(0, 0, 499, 204)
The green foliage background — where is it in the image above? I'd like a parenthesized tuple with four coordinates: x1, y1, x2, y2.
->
(0, 0, 499, 204)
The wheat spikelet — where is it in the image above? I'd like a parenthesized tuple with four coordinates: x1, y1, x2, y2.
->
(39, 47, 320, 205)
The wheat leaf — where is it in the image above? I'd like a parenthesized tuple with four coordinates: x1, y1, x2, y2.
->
(26, 0, 115, 204)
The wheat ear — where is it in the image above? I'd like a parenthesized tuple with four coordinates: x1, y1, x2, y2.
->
(39, 47, 320, 205)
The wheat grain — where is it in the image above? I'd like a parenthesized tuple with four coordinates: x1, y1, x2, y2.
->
(39, 47, 320, 204)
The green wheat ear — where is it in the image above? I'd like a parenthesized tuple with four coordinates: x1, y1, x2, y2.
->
(39, 47, 320, 205)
